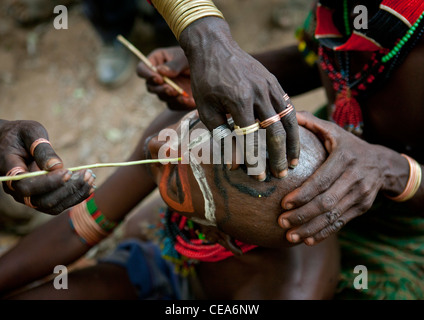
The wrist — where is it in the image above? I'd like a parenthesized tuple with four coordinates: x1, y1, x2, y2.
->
(151, 0, 225, 41)
(377, 145, 410, 195)
(179, 16, 233, 57)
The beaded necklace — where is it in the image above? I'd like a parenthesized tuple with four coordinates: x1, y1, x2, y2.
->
(317, 0, 424, 135)
(157, 208, 257, 276)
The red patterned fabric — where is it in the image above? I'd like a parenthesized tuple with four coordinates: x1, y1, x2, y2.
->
(315, 4, 342, 39)
(382, 0, 424, 25)
(335, 32, 381, 51)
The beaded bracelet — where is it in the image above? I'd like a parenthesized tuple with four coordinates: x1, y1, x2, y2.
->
(69, 194, 121, 246)
(386, 154, 422, 202)
(151, 0, 225, 40)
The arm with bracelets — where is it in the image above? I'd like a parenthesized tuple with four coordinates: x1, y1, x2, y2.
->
(0, 120, 160, 297)
(149, 0, 301, 182)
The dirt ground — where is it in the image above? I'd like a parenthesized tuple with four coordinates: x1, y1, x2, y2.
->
(0, 0, 326, 256)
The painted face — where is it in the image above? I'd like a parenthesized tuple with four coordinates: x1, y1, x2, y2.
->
(146, 111, 327, 248)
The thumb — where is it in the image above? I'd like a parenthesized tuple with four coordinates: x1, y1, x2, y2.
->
(22, 131, 63, 171)
(156, 58, 188, 78)
(32, 141, 64, 171)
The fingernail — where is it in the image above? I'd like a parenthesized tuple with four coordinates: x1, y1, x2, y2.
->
(89, 187, 95, 195)
(285, 202, 294, 210)
(289, 159, 299, 169)
(305, 237, 315, 246)
(84, 170, 91, 182)
(159, 65, 170, 72)
(46, 160, 62, 170)
(88, 169, 96, 179)
(63, 170, 72, 182)
(153, 76, 161, 84)
(291, 233, 299, 243)
(71, 172, 80, 180)
(87, 176, 95, 185)
(278, 169, 288, 179)
(280, 218, 291, 228)
(257, 172, 266, 182)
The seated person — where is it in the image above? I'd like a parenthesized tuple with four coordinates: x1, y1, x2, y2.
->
(0, 107, 340, 300)
(3, 0, 424, 299)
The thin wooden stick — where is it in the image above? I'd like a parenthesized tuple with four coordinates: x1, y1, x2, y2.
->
(117, 35, 189, 97)
(0, 158, 181, 182)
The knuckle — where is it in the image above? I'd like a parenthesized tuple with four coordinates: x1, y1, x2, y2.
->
(318, 193, 338, 211)
(333, 219, 345, 230)
(296, 193, 309, 205)
(319, 227, 332, 239)
(282, 112, 297, 129)
(338, 149, 355, 165)
(296, 213, 305, 225)
(267, 124, 286, 139)
(302, 226, 314, 238)
(357, 180, 372, 198)
(317, 174, 332, 192)
(326, 209, 341, 224)
(322, 219, 344, 238)
(358, 198, 373, 213)
(350, 169, 363, 182)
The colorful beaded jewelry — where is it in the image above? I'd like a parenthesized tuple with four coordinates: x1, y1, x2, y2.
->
(157, 208, 257, 276)
(382, 11, 424, 63)
(69, 194, 120, 246)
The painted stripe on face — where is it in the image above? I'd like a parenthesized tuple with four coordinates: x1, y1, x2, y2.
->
(159, 164, 194, 213)
(188, 154, 217, 225)
(180, 112, 217, 225)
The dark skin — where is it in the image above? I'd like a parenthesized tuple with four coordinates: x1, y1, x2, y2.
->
(155, 8, 302, 181)
(0, 119, 95, 215)
(0, 109, 339, 300)
(279, 0, 424, 245)
(139, 0, 424, 247)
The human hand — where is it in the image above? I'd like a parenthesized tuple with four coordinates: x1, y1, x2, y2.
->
(0, 120, 95, 215)
(137, 46, 196, 110)
(179, 17, 300, 181)
(278, 111, 385, 245)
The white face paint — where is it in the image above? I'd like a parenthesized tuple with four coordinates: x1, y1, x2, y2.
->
(187, 155, 216, 225)
(181, 111, 217, 226)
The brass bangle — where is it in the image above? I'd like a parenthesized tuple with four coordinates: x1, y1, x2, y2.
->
(387, 154, 422, 202)
(176, 9, 224, 39)
(152, 0, 225, 40)
(234, 122, 260, 136)
(171, 3, 215, 31)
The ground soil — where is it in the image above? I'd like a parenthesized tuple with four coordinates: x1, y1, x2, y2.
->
(0, 0, 326, 255)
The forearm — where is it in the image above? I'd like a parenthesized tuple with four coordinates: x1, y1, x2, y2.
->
(179, 16, 233, 57)
(252, 46, 322, 96)
(95, 109, 191, 222)
(0, 110, 189, 295)
(0, 212, 88, 296)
